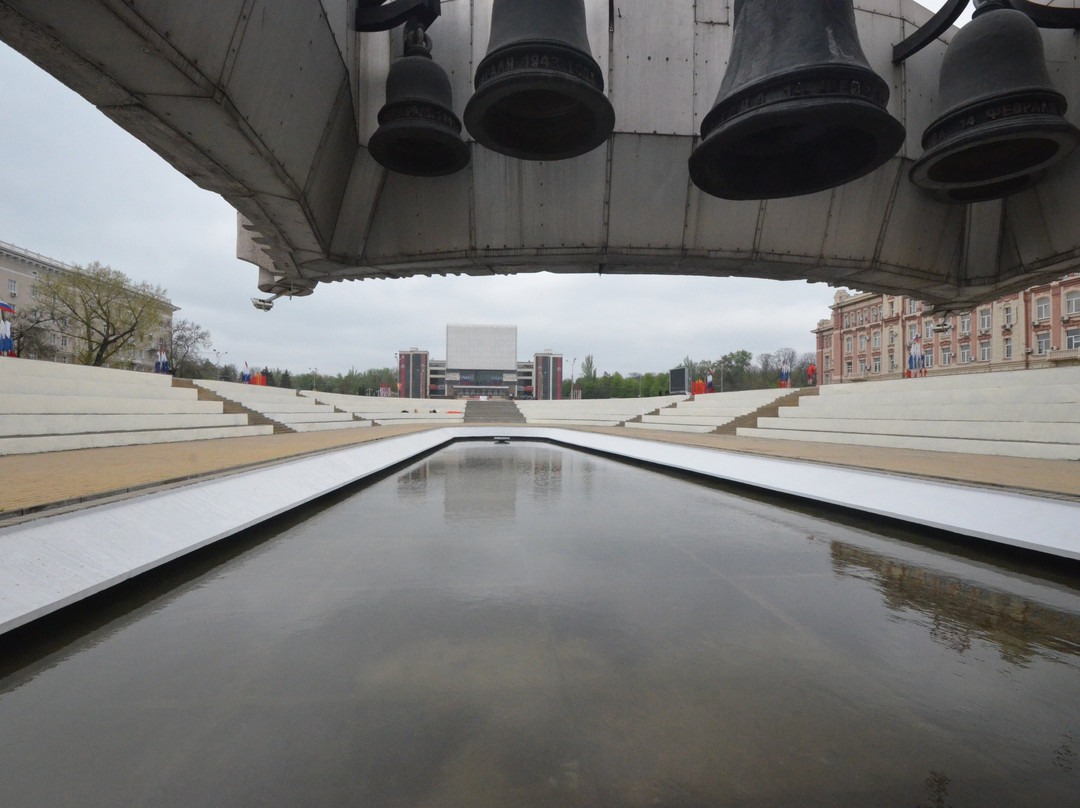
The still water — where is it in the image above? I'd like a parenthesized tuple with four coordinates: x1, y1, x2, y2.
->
(2, 443, 1080, 807)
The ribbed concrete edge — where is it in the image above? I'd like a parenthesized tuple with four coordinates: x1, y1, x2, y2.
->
(2, 426, 1078, 637)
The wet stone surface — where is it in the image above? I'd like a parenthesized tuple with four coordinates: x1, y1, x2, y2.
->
(2, 443, 1080, 807)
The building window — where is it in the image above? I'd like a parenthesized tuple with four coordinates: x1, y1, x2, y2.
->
(844, 314, 850, 327)
(1036, 297, 1050, 320)
(872, 331, 881, 349)
(979, 309, 991, 330)
(7, 279, 15, 295)
(979, 342, 991, 362)
(959, 313, 971, 334)
(872, 357, 880, 374)
(1066, 329, 1080, 349)
(859, 359, 867, 373)
(846, 361, 853, 374)
(1037, 332, 1050, 354)
(924, 352, 934, 369)
(889, 331, 896, 345)
(908, 324, 918, 342)
(60, 336, 68, 348)
(50, 333, 57, 346)
(923, 320, 933, 340)
(960, 344, 972, 363)
(858, 334, 867, 350)
(1004, 337, 1012, 359)
(1004, 305, 1013, 325)
(845, 336, 853, 353)
(941, 347, 952, 366)
(1067, 292, 1080, 316)
(906, 299, 917, 314)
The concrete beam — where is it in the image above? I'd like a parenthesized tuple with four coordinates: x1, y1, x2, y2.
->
(4, 1, 1080, 308)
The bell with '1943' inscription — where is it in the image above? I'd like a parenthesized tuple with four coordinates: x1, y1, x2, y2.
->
(689, 0, 906, 200)
(464, 0, 615, 161)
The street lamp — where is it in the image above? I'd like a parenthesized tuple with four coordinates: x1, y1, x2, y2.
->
(568, 357, 576, 399)
(211, 349, 227, 380)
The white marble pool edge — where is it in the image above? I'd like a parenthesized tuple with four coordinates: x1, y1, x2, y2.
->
(2, 426, 1078, 636)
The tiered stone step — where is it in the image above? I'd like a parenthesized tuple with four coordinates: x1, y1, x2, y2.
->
(0, 359, 272, 455)
(464, 399, 527, 424)
(736, 366, 1080, 459)
(299, 391, 464, 425)
(516, 395, 686, 426)
(193, 380, 370, 433)
(625, 388, 805, 433)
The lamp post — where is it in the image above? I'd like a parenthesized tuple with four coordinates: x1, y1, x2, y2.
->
(211, 349, 227, 380)
(568, 357, 576, 399)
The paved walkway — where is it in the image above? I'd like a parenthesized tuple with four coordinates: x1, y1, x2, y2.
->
(1, 423, 1077, 524)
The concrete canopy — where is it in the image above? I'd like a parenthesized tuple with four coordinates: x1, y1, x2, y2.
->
(2, 0, 1080, 311)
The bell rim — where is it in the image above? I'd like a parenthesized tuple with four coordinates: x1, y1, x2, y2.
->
(919, 89, 1069, 151)
(463, 71, 615, 161)
(700, 64, 892, 141)
(689, 96, 906, 200)
(368, 120, 472, 177)
(909, 115, 1080, 196)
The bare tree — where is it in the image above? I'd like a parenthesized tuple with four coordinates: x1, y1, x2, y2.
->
(33, 261, 169, 367)
(8, 307, 57, 360)
(167, 318, 212, 378)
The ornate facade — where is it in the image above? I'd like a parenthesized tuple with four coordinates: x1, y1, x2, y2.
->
(814, 276, 1080, 385)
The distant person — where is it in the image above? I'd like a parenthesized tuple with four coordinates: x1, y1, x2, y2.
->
(706, 371, 714, 394)
(807, 362, 816, 386)
(779, 359, 790, 388)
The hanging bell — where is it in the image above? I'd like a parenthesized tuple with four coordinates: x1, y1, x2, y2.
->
(689, 0, 905, 200)
(369, 25, 470, 177)
(909, 2, 1080, 204)
(464, 0, 614, 161)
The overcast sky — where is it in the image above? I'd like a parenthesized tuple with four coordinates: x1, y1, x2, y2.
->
(0, 2, 961, 377)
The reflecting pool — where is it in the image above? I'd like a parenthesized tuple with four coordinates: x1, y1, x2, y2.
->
(2, 443, 1079, 807)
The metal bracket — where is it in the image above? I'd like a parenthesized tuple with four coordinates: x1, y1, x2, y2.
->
(892, 0, 971, 64)
(893, 0, 1080, 64)
(355, 0, 440, 33)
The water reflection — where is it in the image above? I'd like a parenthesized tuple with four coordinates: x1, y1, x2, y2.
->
(396, 463, 428, 499)
(831, 542, 1080, 665)
(2, 444, 1080, 807)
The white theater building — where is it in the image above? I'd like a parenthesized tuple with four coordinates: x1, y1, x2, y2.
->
(399, 324, 562, 399)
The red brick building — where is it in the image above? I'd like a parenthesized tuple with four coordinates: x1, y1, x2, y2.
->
(815, 275, 1080, 385)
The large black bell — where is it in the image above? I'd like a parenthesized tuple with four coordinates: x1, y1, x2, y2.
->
(464, 0, 614, 161)
(689, 0, 905, 200)
(369, 29, 470, 177)
(909, 3, 1080, 204)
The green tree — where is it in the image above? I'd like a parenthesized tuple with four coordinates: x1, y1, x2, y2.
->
(34, 261, 169, 367)
(580, 354, 597, 381)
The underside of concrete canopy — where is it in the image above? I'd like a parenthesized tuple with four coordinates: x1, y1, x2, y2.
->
(2, 0, 1080, 311)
